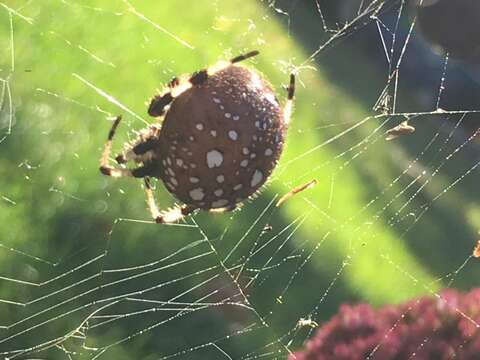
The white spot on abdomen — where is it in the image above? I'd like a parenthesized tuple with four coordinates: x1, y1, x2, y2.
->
(189, 177, 200, 183)
(216, 175, 225, 183)
(265, 148, 273, 156)
(196, 123, 204, 130)
(206, 150, 224, 168)
(250, 170, 263, 188)
(228, 130, 238, 141)
(214, 189, 224, 196)
(189, 188, 205, 201)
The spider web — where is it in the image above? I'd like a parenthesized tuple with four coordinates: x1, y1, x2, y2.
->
(0, 0, 479, 359)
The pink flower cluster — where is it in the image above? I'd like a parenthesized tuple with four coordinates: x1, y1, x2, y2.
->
(291, 289, 480, 360)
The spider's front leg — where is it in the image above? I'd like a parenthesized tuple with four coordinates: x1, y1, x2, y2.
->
(100, 116, 135, 177)
(144, 178, 196, 223)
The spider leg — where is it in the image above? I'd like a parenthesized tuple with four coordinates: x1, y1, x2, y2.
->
(209, 204, 237, 213)
(283, 73, 295, 125)
(148, 75, 194, 117)
(100, 161, 154, 179)
(168, 77, 180, 88)
(116, 138, 158, 164)
(144, 178, 196, 223)
(190, 50, 260, 86)
(100, 116, 130, 177)
(99, 117, 156, 178)
(148, 93, 174, 117)
(148, 50, 260, 117)
(230, 50, 260, 64)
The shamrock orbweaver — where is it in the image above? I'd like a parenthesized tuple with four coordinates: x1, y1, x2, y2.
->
(100, 51, 295, 223)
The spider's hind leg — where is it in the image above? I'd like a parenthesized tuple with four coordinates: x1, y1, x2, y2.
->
(144, 178, 197, 223)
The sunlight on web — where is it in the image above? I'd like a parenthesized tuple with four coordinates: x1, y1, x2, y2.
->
(0, 0, 479, 359)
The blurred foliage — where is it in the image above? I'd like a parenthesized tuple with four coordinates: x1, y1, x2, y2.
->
(0, 0, 478, 359)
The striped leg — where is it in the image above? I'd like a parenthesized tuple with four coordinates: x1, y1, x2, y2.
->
(99, 116, 154, 178)
(115, 138, 158, 164)
(283, 73, 295, 125)
(230, 50, 260, 64)
(190, 50, 260, 85)
(144, 178, 196, 223)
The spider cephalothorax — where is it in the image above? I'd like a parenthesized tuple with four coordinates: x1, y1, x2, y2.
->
(100, 51, 295, 223)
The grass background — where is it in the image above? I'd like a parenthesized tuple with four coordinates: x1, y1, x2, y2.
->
(0, 0, 479, 359)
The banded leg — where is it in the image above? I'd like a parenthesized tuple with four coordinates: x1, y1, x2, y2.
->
(283, 73, 295, 125)
(144, 178, 196, 223)
(116, 138, 158, 164)
(148, 50, 260, 117)
(99, 116, 155, 178)
(168, 77, 180, 88)
(209, 204, 237, 213)
(190, 50, 260, 86)
(231, 50, 260, 64)
(189, 50, 260, 85)
(148, 93, 174, 117)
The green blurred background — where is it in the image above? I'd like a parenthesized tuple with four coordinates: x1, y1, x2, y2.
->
(0, 1, 479, 359)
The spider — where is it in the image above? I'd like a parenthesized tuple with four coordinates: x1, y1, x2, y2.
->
(100, 50, 295, 223)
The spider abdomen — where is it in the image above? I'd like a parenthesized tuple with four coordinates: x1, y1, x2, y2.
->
(157, 65, 286, 210)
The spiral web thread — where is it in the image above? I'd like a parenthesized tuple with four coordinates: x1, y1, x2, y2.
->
(0, 1, 479, 359)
